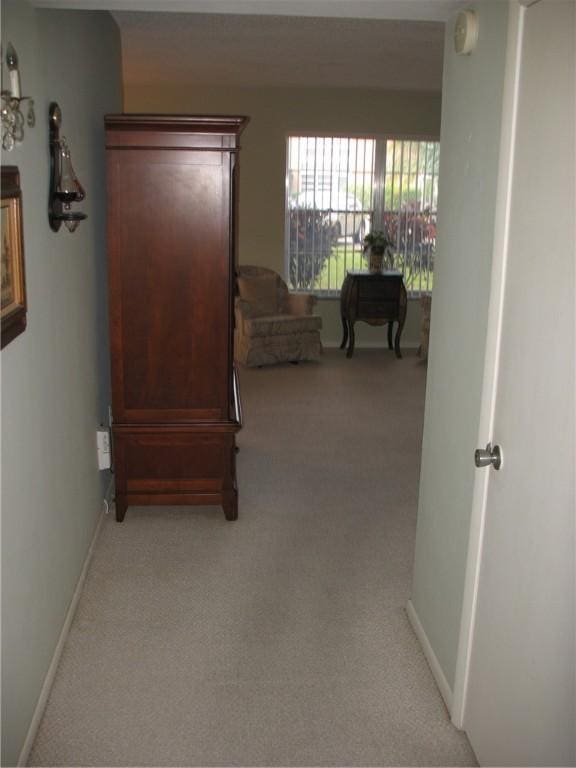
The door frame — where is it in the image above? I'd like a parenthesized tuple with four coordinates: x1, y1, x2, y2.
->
(450, 0, 527, 729)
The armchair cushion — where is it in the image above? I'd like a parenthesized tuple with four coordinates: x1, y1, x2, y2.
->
(244, 313, 322, 338)
(237, 273, 278, 317)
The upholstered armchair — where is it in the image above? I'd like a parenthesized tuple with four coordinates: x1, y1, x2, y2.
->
(234, 266, 322, 367)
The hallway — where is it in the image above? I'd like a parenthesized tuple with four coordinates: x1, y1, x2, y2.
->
(29, 350, 476, 766)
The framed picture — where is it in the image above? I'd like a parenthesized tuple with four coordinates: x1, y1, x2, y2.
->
(1, 166, 27, 349)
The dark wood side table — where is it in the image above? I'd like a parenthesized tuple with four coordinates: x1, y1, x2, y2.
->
(340, 271, 407, 358)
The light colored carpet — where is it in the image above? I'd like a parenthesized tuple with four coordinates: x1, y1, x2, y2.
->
(28, 349, 477, 767)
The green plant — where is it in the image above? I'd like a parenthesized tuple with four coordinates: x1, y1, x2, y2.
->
(363, 229, 394, 256)
(288, 207, 338, 289)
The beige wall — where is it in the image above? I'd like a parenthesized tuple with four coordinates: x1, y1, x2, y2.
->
(1, 4, 122, 765)
(125, 85, 441, 347)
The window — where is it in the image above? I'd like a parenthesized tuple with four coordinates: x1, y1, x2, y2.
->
(285, 135, 439, 296)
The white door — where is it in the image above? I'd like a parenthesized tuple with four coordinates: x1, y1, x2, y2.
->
(460, 2, 575, 765)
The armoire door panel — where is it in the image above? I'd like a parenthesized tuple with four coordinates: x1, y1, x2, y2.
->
(109, 151, 231, 422)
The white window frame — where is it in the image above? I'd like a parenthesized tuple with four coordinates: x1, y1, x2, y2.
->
(285, 133, 440, 297)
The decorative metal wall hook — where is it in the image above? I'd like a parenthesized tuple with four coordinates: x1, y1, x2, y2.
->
(1, 43, 36, 151)
(48, 102, 87, 233)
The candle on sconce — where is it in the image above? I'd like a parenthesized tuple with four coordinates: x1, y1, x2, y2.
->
(6, 43, 21, 99)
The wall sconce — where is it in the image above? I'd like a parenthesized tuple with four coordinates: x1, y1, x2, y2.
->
(48, 102, 87, 233)
(1, 43, 35, 151)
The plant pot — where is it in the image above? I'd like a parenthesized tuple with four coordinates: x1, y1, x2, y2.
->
(367, 247, 384, 273)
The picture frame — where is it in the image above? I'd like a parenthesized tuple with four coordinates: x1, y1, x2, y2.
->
(1, 166, 27, 349)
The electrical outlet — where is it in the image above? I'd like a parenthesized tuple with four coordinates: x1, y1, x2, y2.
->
(96, 428, 111, 471)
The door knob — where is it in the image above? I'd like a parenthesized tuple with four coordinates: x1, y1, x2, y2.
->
(475, 442, 502, 470)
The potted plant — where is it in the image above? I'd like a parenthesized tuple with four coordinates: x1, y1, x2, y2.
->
(363, 229, 395, 273)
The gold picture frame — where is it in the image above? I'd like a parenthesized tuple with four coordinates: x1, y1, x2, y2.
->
(1, 166, 27, 349)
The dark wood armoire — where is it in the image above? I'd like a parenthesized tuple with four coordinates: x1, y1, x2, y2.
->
(105, 114, 248, 523)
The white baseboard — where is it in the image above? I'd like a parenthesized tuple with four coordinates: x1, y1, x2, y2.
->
(406, 599, 454, 715)
(322, 340, 420, 349)
(17, 508, 106, 767)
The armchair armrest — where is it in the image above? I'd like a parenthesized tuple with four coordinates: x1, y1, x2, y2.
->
(235, 297, 254, 319)
(285, 292, 317, 316)
(234, 297, 254, 336)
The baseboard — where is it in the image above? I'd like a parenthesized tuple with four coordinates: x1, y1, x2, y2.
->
(322, 340, 420, 349)
(17, 508, 106, 767)
(406, 599, 454, 715)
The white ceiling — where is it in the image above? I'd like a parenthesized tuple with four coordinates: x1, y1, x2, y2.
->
(115, 12, 445, 90)
(32, 0, 457, 91)
(32, 1, 460, 21)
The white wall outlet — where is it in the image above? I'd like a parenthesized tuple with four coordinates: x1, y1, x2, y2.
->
(96, 428, 111, 471)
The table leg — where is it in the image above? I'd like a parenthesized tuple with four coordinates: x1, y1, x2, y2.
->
(347, 321, 356, 358)
(394, 317, 405, 359)
(387, 321, 394, 350)
(340, 315, 349, 350)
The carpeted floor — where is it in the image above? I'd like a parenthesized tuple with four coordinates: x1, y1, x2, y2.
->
(28, 349, 477, 767)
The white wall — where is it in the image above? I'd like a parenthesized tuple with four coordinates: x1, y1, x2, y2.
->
(409, 1, 510, 695)
(0, 3, 122, 764)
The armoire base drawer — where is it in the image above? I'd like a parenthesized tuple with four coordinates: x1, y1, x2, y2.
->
(112, 428, 238, 522)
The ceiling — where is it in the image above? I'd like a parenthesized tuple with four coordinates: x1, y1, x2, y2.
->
(32, 1, 458, 91)
(114, 12, 445, 90)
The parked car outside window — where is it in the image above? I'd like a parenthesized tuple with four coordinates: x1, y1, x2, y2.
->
(291, 191, 371, 244)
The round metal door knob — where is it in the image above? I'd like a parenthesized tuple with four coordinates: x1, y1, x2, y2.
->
(475, 442, 502, 470)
